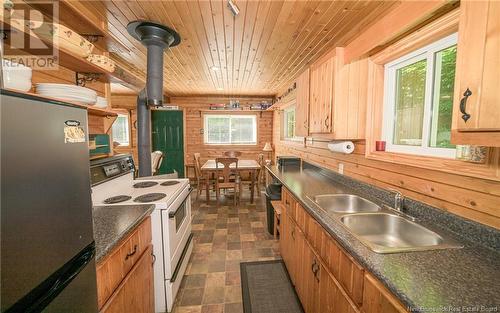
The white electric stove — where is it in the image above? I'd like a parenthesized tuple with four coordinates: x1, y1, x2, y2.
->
(90, 154, 193, 313)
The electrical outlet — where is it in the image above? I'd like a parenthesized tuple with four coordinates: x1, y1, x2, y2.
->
(338, 163, 344, 175)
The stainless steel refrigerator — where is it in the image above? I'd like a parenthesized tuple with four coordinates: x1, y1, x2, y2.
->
(1, 89, 98, 312)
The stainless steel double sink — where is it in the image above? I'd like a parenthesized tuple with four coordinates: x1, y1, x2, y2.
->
(309, 194, 462, 253)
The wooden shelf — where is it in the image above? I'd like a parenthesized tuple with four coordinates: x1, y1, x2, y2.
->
(3, 1, 145, 91)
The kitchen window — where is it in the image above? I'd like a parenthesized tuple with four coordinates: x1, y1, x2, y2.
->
(382, 33, 457, 158)
(204, 114, 257, 145)
(111, 113, 130, 146)
(283, 107, 296, 139)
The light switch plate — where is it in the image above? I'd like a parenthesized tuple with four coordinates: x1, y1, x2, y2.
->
(338, 163, 344, 175)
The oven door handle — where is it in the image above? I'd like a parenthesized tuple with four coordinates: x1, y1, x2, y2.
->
(170, 233, 193, 283)
(169, 187, 193, 218)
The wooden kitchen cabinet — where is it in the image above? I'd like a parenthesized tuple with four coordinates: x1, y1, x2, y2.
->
(295, 69, 310, 137)
(362, 274, 407, 313)
(101, 245, 154, 313)
(451, 0, 500, 146)
(299, 240, 320, 313)
(308, 47, 368, 139)
(309, 49, 338, 134)
(320, 265, 359, 313)
(96, 217, 153, 311)
(333, 58, 369, 140)
(279, 186, 408, 313)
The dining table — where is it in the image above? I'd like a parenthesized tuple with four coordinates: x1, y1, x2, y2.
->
(201, 159, 261, 204)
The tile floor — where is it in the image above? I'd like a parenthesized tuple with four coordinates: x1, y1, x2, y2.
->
(172, 188, 280, 313)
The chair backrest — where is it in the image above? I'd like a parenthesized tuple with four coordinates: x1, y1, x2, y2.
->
(151, 151, 163, 175)
(215, 157, 238, 183)
(257, 153, 265, 171)
(223, 151, 242, 158)
(193, 153, 202, 178)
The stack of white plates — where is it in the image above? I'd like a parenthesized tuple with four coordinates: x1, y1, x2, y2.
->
(35, 83, 97, 104)
(2, 60, 32, 92)
(94, 96, 108, 108)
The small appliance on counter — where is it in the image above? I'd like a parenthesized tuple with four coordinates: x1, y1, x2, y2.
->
(90, 155, 193, 313)
(1, 89, 98, 312)
(276, 156, 301, 169)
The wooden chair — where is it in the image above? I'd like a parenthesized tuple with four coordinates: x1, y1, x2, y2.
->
(151, 151, 163, 175)
(256, 153, 265, 191)
(223, 151, 242, 158)
(215, 157, 240, 206)
(193, 153, 214, 200)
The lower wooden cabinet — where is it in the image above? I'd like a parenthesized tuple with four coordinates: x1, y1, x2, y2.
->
(101, 245, 154, 313)
(280, 187, 408, 313)
(362, 274, 407, 313)
(96, 217, 153, 313)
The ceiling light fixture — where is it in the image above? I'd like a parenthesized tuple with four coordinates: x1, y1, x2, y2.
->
(227, 0, 240, 17)
(216, 87, 224, 91)
(210, 66, 220, 71)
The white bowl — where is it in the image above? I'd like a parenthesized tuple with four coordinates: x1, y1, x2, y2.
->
(2, 68, 32, 92)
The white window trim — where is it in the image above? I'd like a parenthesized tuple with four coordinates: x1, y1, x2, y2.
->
(382, 33, 457, 159)
(112, 113, 130, 146)
(203, 114, 257, 145)
(283, 106, 296, 140)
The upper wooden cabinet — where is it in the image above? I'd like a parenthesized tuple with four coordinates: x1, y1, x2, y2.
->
(451, 1, 500, 146)
(309, 49, 339, 134)
(295, 69, 310, 137)
(308, 48, 368, 139)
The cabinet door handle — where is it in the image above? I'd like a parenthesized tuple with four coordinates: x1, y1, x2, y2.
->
(151, 252, 156, 265)
(324, 116, 329, 130)
(125, 244, 138, 260)
(291, 228, 295, 240)
(460, 88, 472, 122)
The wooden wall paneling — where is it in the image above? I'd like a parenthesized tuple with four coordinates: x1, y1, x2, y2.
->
(344, 0, 457, 63)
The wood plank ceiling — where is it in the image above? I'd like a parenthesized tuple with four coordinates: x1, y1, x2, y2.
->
(83, 0, 398, 97)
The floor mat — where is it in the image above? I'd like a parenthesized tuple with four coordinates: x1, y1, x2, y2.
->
(240, 260, 304, 313)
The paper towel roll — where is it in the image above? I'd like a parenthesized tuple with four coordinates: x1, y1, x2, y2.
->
(327, 141, 355, 154)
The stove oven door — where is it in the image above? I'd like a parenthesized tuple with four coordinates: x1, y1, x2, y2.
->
(161, 186, 192, 279)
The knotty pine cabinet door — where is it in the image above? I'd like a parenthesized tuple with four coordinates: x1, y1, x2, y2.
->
(452, 1, 500, 146)
(295, 68, 310, 137)
(309, 53, 336, 134)
(299, 240, 320, 313)
(362, 274, 407, 313)
(101, 245, 154, 313)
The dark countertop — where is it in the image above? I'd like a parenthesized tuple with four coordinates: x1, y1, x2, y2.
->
(267, 164, 500, 312)
(92, 204, 154, 263)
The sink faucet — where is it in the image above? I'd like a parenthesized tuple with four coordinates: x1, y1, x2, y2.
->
(387, 189, 416, 221)
(393, 190, 404, 212)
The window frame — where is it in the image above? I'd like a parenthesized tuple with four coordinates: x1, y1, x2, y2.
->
(112, 112, 131, 147)
(283, 106, 296, 140)
(203, 113, 258, 145)
(382, 32, 458, 159)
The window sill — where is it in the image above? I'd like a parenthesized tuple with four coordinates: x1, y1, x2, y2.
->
(365, 149, 499, 182)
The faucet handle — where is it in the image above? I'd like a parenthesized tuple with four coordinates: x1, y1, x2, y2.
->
(388, 188, 403, 197)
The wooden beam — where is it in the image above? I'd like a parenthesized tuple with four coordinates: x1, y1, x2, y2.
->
(344, 0, 458, 63)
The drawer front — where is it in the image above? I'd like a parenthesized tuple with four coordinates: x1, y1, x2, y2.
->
(96, 217, 152, 309)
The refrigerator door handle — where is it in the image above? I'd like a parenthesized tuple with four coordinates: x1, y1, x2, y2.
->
(5, 242, 96, 313)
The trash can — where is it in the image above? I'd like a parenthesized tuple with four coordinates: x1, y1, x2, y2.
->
(265, 183, 282, 235)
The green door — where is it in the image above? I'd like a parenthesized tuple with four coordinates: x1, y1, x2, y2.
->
(152, 110, 185, 177)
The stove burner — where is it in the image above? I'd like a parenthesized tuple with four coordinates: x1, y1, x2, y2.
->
(134, 193, 166, 203)
(104, 195, 132, 204)
(160, 181, 180, 186)
(133, 181, 159, 188)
